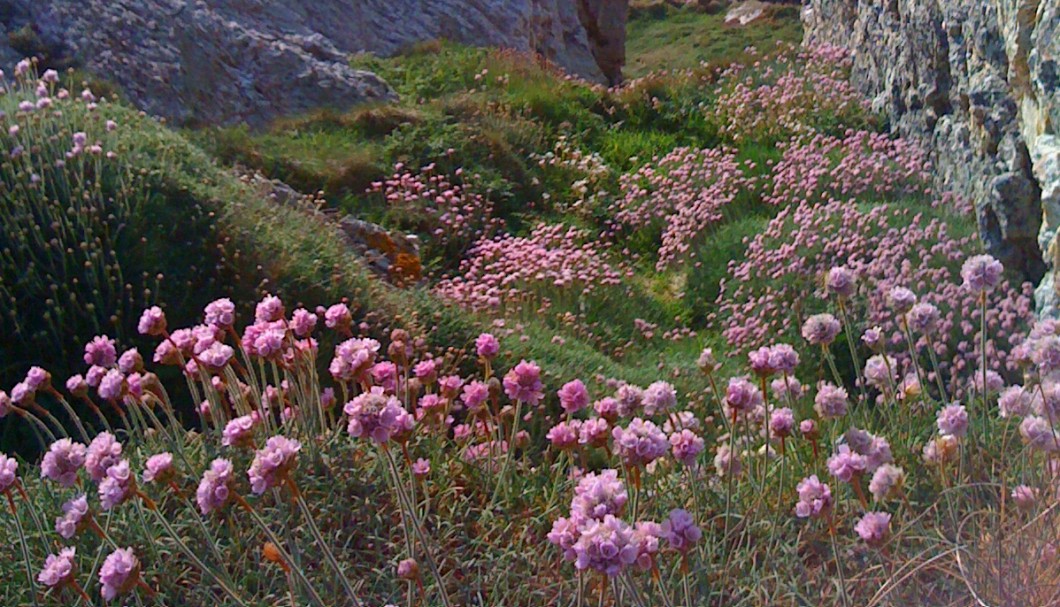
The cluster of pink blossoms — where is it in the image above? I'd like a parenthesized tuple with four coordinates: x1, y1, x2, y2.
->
(367, 162, 502, 256)
(433, 223, 631, 313)
(548, 470, 699, 577)
(608, 146, 754, 269)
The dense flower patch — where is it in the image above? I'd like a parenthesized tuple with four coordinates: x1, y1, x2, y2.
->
(433, 222, 632, 313)
(609, 146, 754, 269)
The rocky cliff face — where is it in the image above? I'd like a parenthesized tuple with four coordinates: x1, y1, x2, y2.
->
(0, 0, 627, 126)
(803, 0, 1060, 314)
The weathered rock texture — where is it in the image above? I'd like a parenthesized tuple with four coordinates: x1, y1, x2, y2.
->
(0, 0, 628, 125)
(804, 0, 1060, 313)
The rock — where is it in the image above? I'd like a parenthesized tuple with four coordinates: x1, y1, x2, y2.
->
(0, 0, 628, 125)
(804, 0, 1059, 313)
(338, 216, 423, 285)
(725, 0, 769, 26)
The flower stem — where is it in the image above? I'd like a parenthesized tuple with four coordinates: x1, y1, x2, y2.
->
(288, 479, 364, 607)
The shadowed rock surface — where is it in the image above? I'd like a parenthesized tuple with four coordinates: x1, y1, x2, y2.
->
(0, 0, 628, 125)
(805, 0, 1059, 313)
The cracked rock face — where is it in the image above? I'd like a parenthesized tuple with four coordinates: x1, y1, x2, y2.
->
(1, 0, 627, 125)
(804, 0, 1059, 314)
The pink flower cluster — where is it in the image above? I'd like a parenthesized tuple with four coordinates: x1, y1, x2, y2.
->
(709, 43, 869, 142)
(368, 162, 503, 256)
(609, 146, 753, 268)
(765, 130, 931, 207)
(714, 200, 1034, 390)
(434, 223, 630, 312)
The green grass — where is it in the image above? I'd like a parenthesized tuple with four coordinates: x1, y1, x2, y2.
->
(625, 5, 804, 78)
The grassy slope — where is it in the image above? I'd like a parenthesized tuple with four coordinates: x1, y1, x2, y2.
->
(626, 4, 803, 78)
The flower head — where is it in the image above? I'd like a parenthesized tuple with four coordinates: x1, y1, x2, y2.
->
(794, 475, 832, 518)
(84, 335, 117, 367)
(142, 453, 174, 485)
(98, 460, 133, 510)
(222, 414, 258, 449)
(572, 515, 639, 576)
(936, 403, 969, 438)
(85, 432, 123, 482)
(503, 360, 544, 405)
(669, 429, 704, 466)
(888, 287, 917, 314)
(38, 547, 77, 588)
(204, 298, 236, 328)
(56, 495, 89, 539)
(41, 439, 87, 487)
(662, 508, 701, 552)
(642, 381, 677, 416)
(802, 313, 841, 346)
(344, 387, 414, 444)
(137, 306, 167, 336)
(961, 254, 1003, 292)
(0, 453, 17, 494)
(558, 379, 590, 414)
(826, 266, 856, 298)
(826, 445, 867, 483)
(571, 469, 627, 520)
(475, 333, 500, 359)
(612, 418, 669, 467)
(814, 383, 849, 419)
(868, 464, 905, 502)
(99, 547, 140, 601)
(854, 511, 891, 546)
(248, 435, 302, 494)
(196, 458, 235, 515)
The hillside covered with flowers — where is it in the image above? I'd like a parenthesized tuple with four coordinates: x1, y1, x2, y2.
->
(0, 5, 1056, 606)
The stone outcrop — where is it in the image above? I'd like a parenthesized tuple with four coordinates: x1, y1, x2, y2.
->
(804, 0, 1059, 313)
(0, 0, 628, 125)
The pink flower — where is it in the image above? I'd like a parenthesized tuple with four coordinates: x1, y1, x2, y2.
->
(1020, 416, 1060, 452)
(290, 308, 318, 337)
(907, 302, 940, 334)
(98, 460, 133, 510)
(65, 375, 88, 398)
(255, 294, 284, 322)
(1011, 485, 1038, 510)
(826, 266, 856, 299)
(0, 453, 17, 494)
(84, 335, 117, 367)
(662, 508, 701, 552)
(998, 385, 1035, 418)
(814, 383, 849, 419)
(142, 453, 174, 485)
(713, 444, 741, 477)
(99, 547, 140, 601)
(724, 377, 763, 417)
(222, 414, 258, 449)
(961, 254, 1003, 292)
(117, 349, 143, 374)
(204, 298, 236, 328)
(864, 355, 897, 391)
(85, 432, 123, 482)
(558, 379, 590, 414)
(475, 333, 500, 359)
(196, 458, 235, 515)
(324, 303, 352, 331)
(461, 381, 489, 412)
(571, 469, 627, 520)
(37, 547, 77, 588)
(248, 435, 302, 494)
(669, 429, 704, 466)
(41, 439, 87, 487)
(97, 369, 125, 401)
(412, 458, 431, 478)
(572, 515, 639, 576)
(55, 495, 89, 539)
(612, 418, 669, 467)
(887, 287, 917, 314)
(770, 407, 796, 438)
(826, 445, 866, 482)
(614, 384, 644, 417)
(344, 387, 414, 444)
(579, 417, 610, 447)
(868, 464, 905, 501)
(794, 475, 831, 518)
(547, 420, 582, 450)
(503, 360, 543, 405)
(642, 381, 677, 416)
(397, 558, 419, 580)
(936, 403, 969, 438)
(854, 511, 891, 546)
(137, 306, 166, 336)
(801, 314, 841, 346)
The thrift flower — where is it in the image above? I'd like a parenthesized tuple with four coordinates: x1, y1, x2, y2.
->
(41, 439, 87, 487)
(794, 475, 832, 518)
(248, 435, 302, 494)
(37, 547, 77, 588)
(196, 458, 235, 515)
(99, 548, 140, 601)
(503, 360, 544, 405)
(558, 379, 590, 414)
(854, 512, 891, 546)
(662, 508, 701, 552)
(55, 495, 89, 539)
